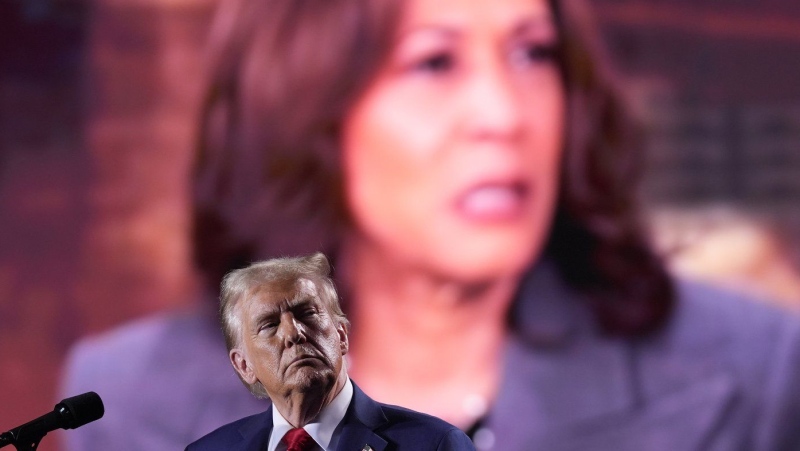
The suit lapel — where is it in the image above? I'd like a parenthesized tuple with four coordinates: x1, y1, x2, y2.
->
(336, 383, 389, 451)
(235, 385, 387, 451)
(238, 406, 273, 451)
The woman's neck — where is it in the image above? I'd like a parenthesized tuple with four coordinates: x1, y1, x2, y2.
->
(339, 240, 520, 427)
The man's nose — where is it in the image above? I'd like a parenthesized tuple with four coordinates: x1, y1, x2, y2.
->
(279, 314, 307, 346)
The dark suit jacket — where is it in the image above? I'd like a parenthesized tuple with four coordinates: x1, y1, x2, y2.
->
(185, 382, 475, 451)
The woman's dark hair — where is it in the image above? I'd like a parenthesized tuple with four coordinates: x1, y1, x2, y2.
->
(193, 0, 674, 337)
(544, 0, 674, 335)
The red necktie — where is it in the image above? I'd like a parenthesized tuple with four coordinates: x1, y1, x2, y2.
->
(282, 427, 316, 451)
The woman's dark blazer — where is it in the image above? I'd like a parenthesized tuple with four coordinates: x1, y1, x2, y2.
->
(487, 263, 800, 450)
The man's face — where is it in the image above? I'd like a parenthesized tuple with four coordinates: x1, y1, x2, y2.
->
(229, 277, 348, 400)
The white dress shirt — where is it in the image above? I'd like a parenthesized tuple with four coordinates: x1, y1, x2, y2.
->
(267, 378, 354, 451)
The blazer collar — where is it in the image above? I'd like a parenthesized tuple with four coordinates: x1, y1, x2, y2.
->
(489, 333, 639, 447)
(336, 382, 390, 451)
(511, 260, 596, 347)
(237, 382, 389, 451)
(493, 262, 737, 449)
(238, 408, 273, 451)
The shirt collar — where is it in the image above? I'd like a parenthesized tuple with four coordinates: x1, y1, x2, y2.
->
(268, 378, 354, 451)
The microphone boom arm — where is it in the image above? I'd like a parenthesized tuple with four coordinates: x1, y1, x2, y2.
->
(0, 392, 104, 451)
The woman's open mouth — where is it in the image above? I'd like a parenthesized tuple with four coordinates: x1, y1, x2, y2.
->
(455, 181, 530, 221)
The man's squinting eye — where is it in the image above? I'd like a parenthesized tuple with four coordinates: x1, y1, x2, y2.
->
(297, 306, 318, 318)
(260, 320, 278, 332)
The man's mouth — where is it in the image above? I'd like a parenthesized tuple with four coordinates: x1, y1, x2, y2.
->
(287, 354, 322, 369)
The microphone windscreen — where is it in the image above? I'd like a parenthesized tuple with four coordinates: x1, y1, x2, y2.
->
(57, 392, 105, 429)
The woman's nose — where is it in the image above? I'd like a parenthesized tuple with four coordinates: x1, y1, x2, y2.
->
(462, 61, 523, 141)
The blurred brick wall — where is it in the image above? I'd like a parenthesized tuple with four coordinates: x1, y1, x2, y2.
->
(593, 0, 800, 206)
(0, 0, 213, 448)
(77, 0, 214, 333)
(0, 1, 90, 448)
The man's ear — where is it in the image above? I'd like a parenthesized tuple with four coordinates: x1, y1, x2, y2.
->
(337, 323, 349, 355)
(230, 348, 257, 385)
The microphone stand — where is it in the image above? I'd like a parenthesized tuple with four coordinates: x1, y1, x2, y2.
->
(0, 428, 47, 450)
(1, 392, 103, 450)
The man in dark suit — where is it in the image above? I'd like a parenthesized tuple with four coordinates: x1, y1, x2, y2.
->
(185, 253, 474, 451)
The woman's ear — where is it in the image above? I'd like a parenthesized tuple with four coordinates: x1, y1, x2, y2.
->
(230, 348, 257, 385)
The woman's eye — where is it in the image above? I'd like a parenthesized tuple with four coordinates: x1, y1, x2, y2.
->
(513, 43, 558, 66)
(414, 52, 454, 73)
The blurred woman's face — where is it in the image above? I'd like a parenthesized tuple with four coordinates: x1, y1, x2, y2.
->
(342, 0, 565, 282)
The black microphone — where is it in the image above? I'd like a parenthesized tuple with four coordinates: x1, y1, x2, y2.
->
(0, 392, 104, 449)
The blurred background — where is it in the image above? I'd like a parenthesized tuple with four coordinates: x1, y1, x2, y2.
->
(1, 0, 799, 449)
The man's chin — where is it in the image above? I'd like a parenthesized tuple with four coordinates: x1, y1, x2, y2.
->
(285, 367, 335, 393)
